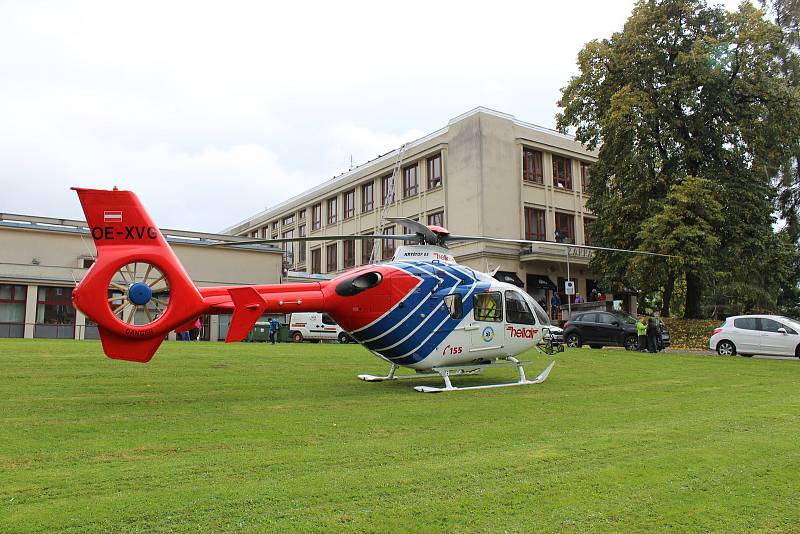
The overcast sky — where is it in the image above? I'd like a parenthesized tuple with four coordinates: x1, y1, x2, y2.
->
(0, 0, 741, 233)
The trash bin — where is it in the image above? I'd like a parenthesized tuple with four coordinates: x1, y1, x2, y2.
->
(278, 325, 291, 343)
(248, 322, 271, 342)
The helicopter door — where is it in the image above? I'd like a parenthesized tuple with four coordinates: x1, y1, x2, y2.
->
(468, 291, 504, 355)
(503, 290, 538, 352)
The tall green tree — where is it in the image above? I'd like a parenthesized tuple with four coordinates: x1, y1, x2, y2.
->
(558, 0, 800, 317)
(629, 176, 723, 315)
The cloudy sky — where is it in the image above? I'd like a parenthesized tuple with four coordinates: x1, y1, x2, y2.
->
(0, 0, 740, 232)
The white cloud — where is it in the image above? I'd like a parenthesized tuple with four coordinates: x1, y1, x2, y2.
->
(0, 0, 745, 231)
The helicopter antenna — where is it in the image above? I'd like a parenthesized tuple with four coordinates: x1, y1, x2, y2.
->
(370, 142, 408, 264)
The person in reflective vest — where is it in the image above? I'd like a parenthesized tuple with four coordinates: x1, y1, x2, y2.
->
(637, 316, 647, 352)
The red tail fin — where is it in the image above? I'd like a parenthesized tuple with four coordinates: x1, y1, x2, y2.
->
(225, 287, 268, 342)
(72, 188, 207, 362)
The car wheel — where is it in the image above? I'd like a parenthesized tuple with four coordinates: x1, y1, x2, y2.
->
(590, 345, 603, 349)
(338, 332, 349, 344)
(716, 340, 736, 356)
(566, 333, 581, 348)
(624, 336, 639, 351)
(291, 332, 303, 343)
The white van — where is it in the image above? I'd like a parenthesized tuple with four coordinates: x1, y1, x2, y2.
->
(289, 312, 353, 343)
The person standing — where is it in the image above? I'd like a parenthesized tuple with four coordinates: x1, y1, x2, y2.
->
(190, 318, 202, 341)
(646, 317, 659, 353)
(269, 318, 280, 344)
(637, 316, 648, 352)
(590, 288, 598, 302)
(550, 292, 561, 320)
(574, 292, 584, 304)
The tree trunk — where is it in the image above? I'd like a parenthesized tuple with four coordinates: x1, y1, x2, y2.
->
(685, 271, 702, 318)
(661, 271, 676, 317)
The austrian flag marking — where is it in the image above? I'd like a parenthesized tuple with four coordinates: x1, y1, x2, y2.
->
(103, 211, 123, 223)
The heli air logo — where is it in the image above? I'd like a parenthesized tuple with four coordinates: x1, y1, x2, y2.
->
(103, 211, 123, 223)
(481, 326, 495, 343)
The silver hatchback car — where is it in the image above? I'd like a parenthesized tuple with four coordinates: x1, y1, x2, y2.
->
(709, 315, 800, 358)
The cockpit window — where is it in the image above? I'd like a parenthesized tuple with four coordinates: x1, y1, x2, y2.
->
(443, 294, 463, 319)
(505, 291, 536, 325)
(531, 299, 550, 326)
(473, 292, 502, 322)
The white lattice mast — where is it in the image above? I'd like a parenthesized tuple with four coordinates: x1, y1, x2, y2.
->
(369, 142, 408, 264)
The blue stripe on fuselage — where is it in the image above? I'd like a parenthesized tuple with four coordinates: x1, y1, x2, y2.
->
(349, 263, 436, 342)
(381, 280, 489, 366)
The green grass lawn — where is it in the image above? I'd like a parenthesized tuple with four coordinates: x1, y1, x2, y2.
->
(1, 339, 799, 533)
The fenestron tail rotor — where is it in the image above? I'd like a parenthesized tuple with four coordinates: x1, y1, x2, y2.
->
(108, 262, 171, 326)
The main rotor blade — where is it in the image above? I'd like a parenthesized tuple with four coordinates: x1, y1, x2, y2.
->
(204, 234, 420, 247)
(385, 217, 440, 243)
(445, 234, 679, 258)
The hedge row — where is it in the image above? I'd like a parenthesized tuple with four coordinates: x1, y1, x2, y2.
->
(661, 317, 721, 351)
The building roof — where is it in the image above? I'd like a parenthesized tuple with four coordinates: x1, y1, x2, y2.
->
(0, 212, 282, 253)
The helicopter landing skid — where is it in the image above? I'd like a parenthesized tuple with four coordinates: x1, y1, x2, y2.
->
(413, 358, 556, 393)
(358, 363, 482, 382)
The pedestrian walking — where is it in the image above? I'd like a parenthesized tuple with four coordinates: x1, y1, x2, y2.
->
(269, 318, 280, 344)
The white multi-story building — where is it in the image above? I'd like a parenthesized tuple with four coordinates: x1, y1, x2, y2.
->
(225, 107, 621, 317)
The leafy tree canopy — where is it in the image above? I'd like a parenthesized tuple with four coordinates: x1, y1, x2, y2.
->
(558, 0, 800, 317)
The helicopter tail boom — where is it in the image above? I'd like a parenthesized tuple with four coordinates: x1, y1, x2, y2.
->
(71, 187, 335, 361)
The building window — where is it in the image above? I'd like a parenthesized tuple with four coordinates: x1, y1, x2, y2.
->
(524, 207, 546, 241)
(361, 232, 375, 265)
(35, 286, 76, 339)
(282, 215, 294, 226)
(555, 212, 575, 243)
(343, 189, 355, 219)
(311, 203, 321, 230)
(326, 243, 338, 272)
(311, 248, 321, 274)
(327, 197, 338, 225)
(298, 225, 306, 264)
(580, 162, 590, 193)
(523, 148, 543, 184)
(381, 174, 395, 205)
(382, 225, 396, 260)
(343, 239, 355, 269)
(403, 165, 419, 197)
(0, 284, 26, 338)
(427, 153, 442, 189)
(298, 209, 305, 220)
(362, 181, 374, 212)
(261, 227, 269, 239)
(583, 218, 593, 246)
(272, 221, 279, 232)
(427, 211, 444, 228)
(282, 230, 294, 265)
(553, 155, 572, 190)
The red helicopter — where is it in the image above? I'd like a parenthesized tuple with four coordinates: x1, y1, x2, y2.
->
(72, 187, 667, 392)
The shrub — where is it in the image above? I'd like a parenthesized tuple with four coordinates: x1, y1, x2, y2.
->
(661, 317, 721, 351)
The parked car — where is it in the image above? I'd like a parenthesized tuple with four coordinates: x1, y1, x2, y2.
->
(289, 312, 353, 343)
(563, 311, 669, 351)
(709, 315, 800, 358)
